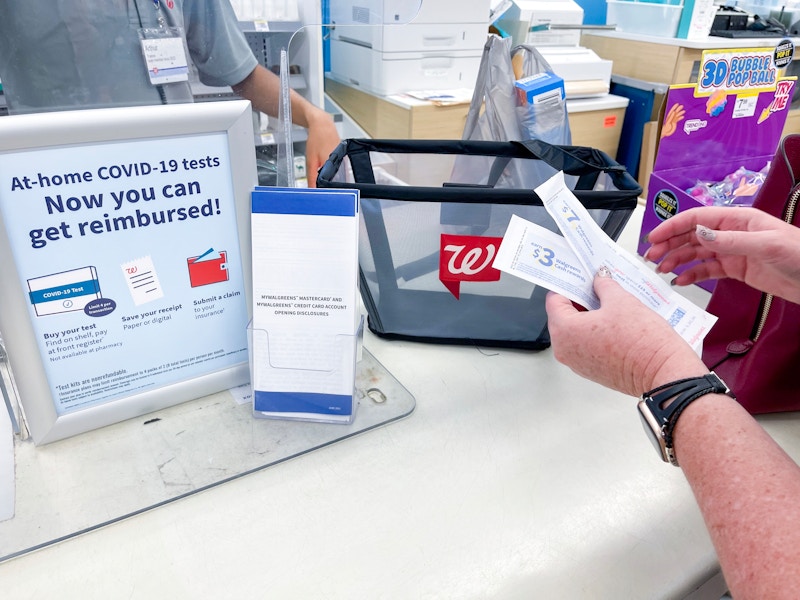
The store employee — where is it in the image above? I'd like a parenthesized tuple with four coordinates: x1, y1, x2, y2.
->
(0, 0, 339, 185)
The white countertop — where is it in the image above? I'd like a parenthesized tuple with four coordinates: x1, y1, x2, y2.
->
(1, 207, 799, 599)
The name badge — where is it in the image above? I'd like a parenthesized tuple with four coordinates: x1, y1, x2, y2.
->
(141, 36, 189, 85)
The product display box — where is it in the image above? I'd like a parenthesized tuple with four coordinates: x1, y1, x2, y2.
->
(638, 77, 796, 289)
(515, 71, 566, 104)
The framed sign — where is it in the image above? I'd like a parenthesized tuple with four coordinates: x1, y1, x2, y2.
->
(0, 101, 256, 444)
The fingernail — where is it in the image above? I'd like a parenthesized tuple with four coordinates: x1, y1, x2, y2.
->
(597, 266, 612, 278)
(670, 277, 678, 286)
(696, 225, 717, 241)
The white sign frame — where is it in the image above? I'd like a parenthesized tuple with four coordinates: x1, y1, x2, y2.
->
(0, 101, 256, 444)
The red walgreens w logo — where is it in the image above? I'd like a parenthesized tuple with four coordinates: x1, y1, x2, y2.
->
(439, 234, 503, 299)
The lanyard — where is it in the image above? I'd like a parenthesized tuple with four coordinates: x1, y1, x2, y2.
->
(134, 0, 165, 28)
(154, 0, 165, 28)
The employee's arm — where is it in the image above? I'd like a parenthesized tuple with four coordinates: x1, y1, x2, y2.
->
(545, 273, 800, 599)
(232, 65, 339, 186)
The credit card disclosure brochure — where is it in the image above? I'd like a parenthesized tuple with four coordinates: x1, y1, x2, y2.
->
(493, 171, 717, 350)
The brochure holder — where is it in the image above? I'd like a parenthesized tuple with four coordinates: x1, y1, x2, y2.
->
(248, 317, 364, 424)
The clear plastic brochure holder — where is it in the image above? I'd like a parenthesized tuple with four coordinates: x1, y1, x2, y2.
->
(248, 316, 365, 424)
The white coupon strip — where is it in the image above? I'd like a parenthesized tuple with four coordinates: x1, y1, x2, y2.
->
(537, 171, 716, 348)
(497, 172, 717, 349)
(494, 215, 599, 310)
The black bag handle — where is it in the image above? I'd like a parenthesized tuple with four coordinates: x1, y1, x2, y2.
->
(316, 139, 640, 207)
(486, 139, 625, 188)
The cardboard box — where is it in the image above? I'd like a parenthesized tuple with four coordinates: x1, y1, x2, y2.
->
(567, 95, 629, 158)
(515, 72, 566, 105)
(326, 77, 471, 139)
(637, 78, 795, 290)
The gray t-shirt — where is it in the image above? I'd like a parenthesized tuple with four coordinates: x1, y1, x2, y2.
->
(0, 0, 258, 113)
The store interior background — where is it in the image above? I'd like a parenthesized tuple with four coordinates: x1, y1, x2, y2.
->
(3, 1, 800, 598)
(228, 0, 800, 192)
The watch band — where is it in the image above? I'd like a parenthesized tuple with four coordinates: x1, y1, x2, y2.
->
(640, 372, 734, 466)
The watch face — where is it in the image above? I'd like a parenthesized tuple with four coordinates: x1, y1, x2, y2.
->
(637, 400, 668, 461)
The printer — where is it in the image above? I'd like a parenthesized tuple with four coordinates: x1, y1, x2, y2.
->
(537, 46, 612, 98)
(504, 0, 612, 98)
(517, 0, 584, 46)
(328, 0, 491, 96)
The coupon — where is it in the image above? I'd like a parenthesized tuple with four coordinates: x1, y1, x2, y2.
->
(540, 171, 717, 347)
(496, 171, 718, 350)
(494, 215, 599, 309)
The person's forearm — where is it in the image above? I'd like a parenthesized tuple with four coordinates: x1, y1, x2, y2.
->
(232, 65, 326, 127)
(232, 66, 279, 117)
(674, 394, 800, 599)
(232, 65, 338, 187)
(288, 85, 327, 129)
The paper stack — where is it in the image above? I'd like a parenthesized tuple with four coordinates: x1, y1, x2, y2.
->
(249, 186, 361, 422)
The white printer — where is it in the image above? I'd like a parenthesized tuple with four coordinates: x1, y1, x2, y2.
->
(328, 0, 491, 96)
(538, 46, 612, 98)
(517, 0, 584, 47)
(509, 0, 612, 98)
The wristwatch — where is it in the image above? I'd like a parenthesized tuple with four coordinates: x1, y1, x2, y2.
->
(637, 372, 734, 466)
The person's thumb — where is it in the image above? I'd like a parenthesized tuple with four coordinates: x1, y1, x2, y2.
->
(592, 265, 626, 303)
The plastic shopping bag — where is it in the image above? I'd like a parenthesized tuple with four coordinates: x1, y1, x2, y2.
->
(452, 35, 571, 190)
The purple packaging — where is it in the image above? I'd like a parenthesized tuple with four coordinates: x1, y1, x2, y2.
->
(638, 77, 795, 291)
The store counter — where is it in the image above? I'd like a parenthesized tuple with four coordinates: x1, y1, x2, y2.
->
(1, 207, 800, 598)
(325, 77, 629, 158)
(580, 30, 800, 85)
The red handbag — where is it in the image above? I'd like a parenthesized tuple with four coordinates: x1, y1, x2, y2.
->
(702, 134, 800, 414)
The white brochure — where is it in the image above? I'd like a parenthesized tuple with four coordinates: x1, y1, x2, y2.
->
(250, 186, 360, 422)
(493, 171, 717, 349)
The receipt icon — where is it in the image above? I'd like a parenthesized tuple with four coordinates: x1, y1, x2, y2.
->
(121, 256, 164, 306)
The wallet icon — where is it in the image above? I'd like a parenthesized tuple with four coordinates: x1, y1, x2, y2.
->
(187, 248, 228, 288)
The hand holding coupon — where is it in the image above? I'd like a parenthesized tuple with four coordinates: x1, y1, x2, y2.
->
(493, 172, 717, 349)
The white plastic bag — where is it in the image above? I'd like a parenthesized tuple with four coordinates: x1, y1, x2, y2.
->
(451, 35, 571, 189)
